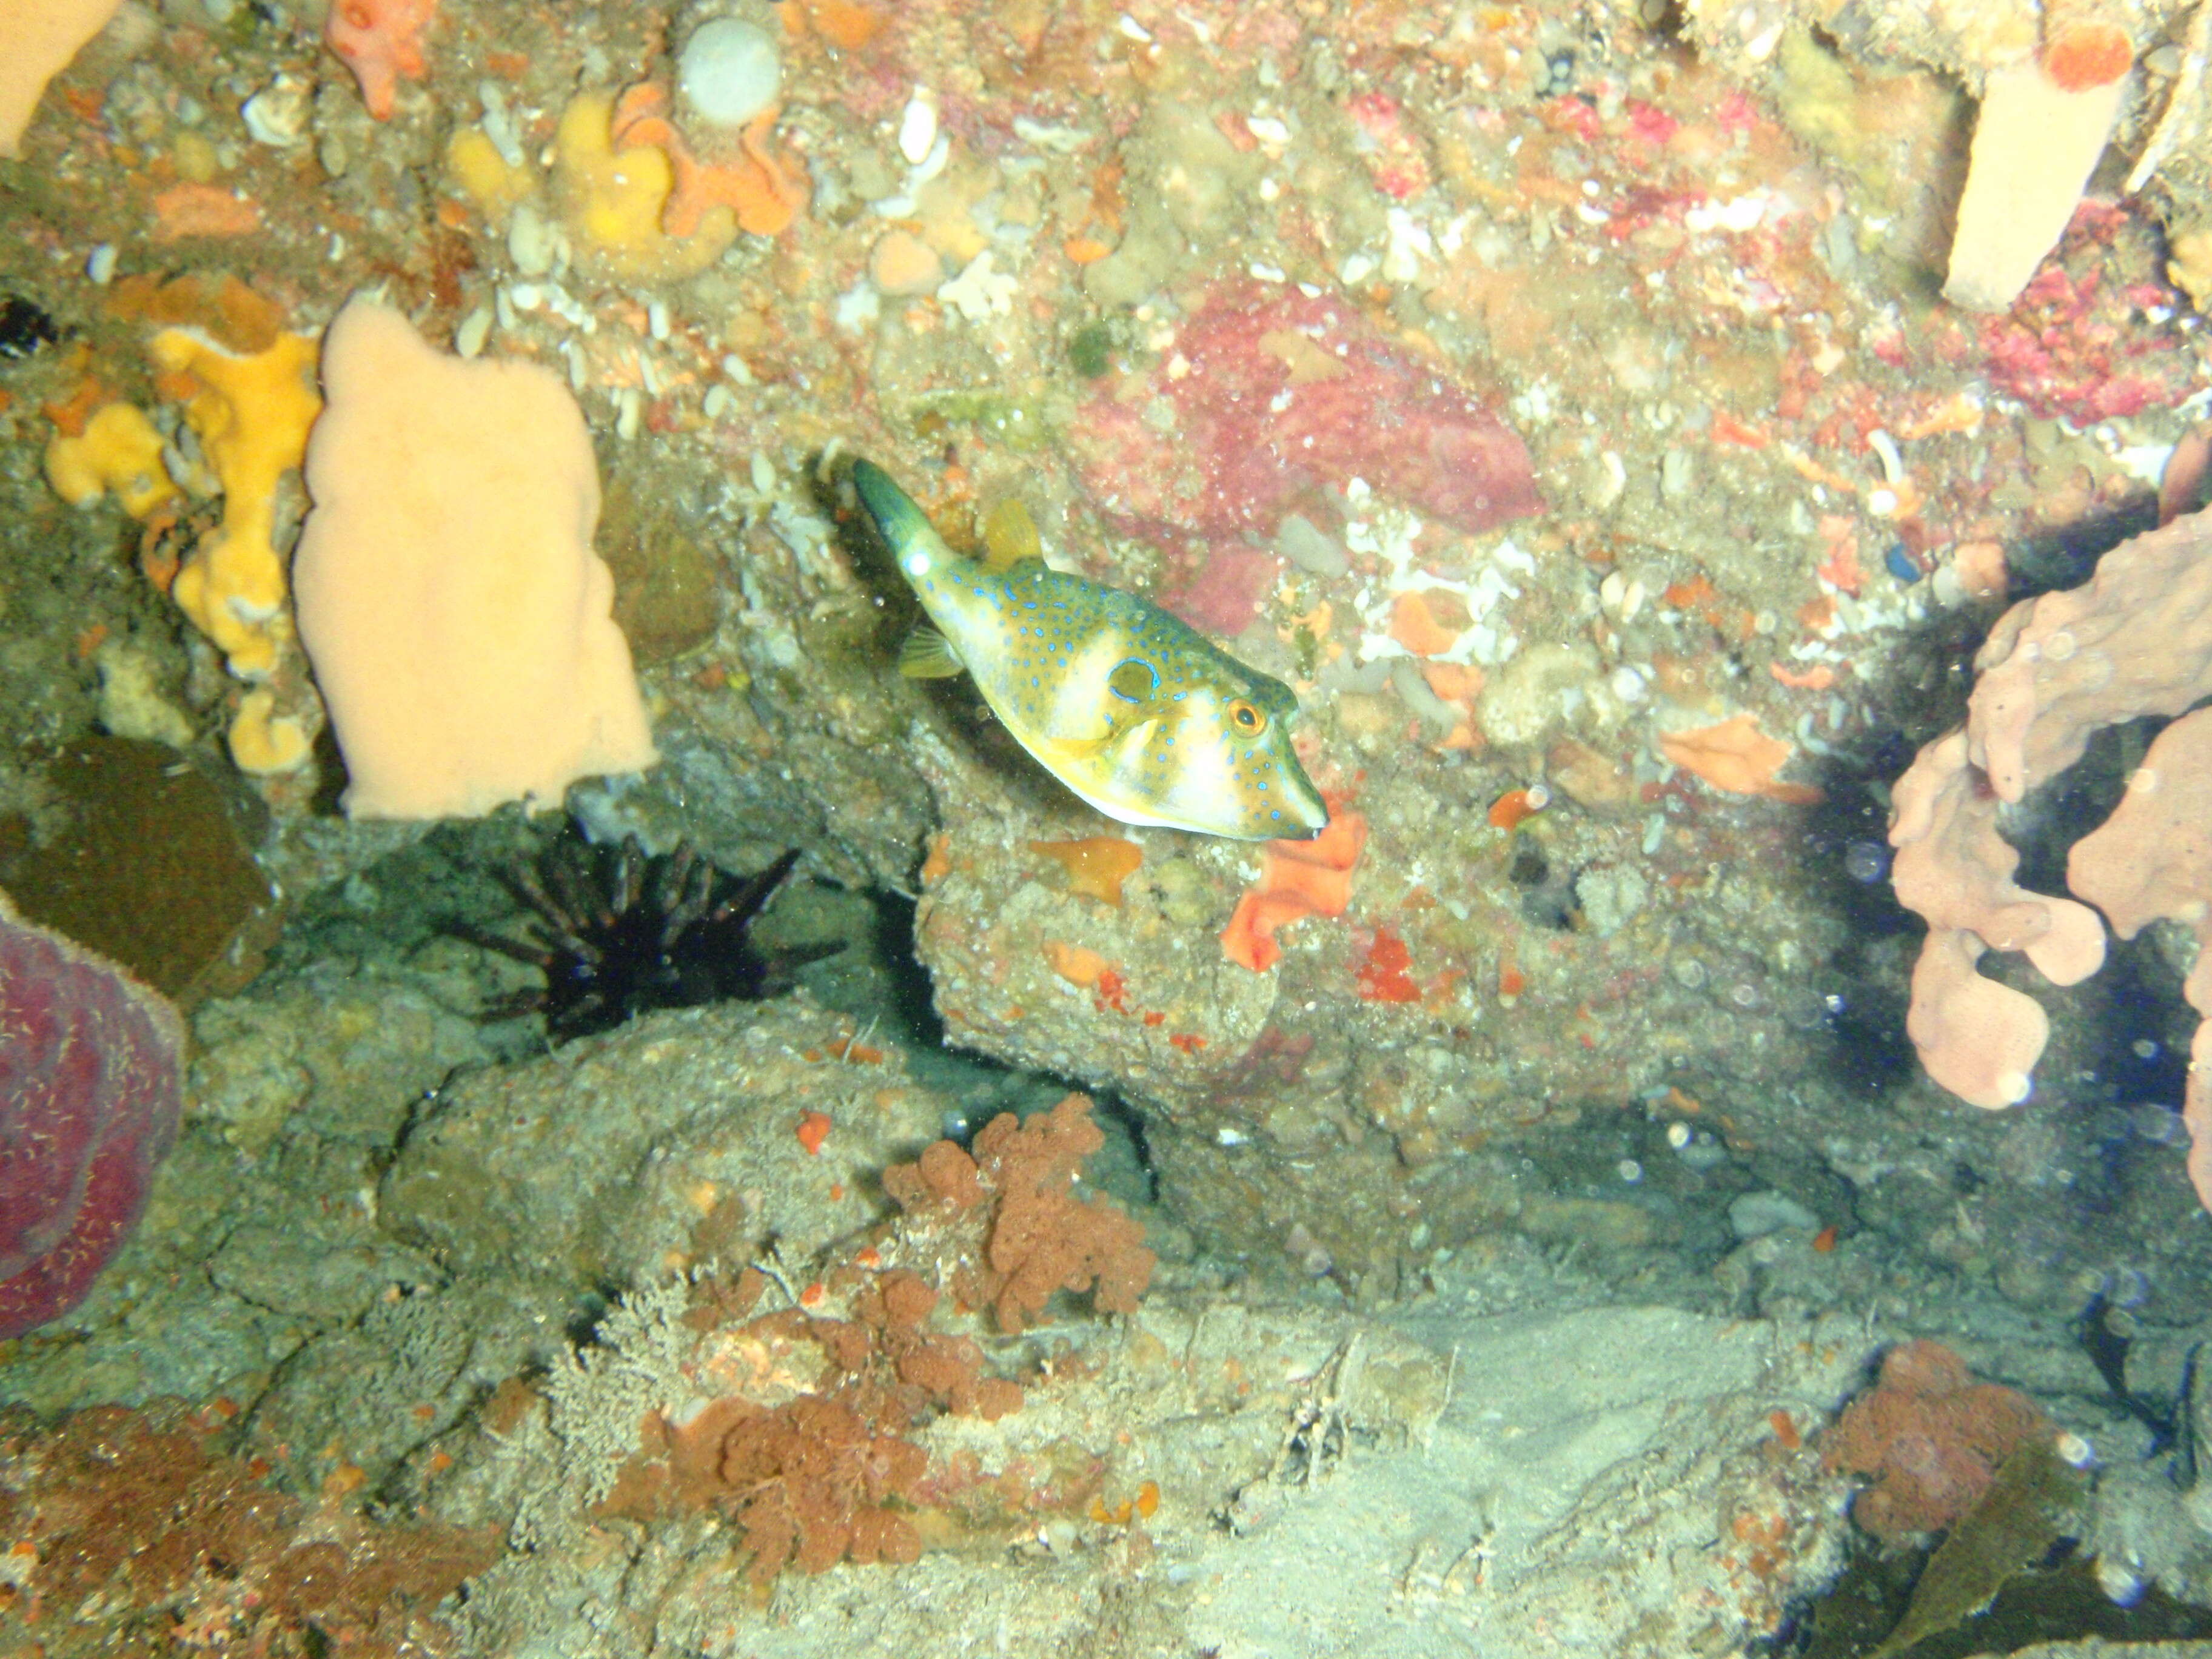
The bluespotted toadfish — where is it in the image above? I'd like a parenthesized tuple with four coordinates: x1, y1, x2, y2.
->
(851, 460, 1329, 842)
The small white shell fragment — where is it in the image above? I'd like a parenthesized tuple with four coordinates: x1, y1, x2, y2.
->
(86, 243, 116, 285)
(454, 306, 493, 359)
(508, 201, 557, 277)
(1011, 116, 1091, 152)
(241, 73, 312, 147)
(937, 250, 1018, 321)
(897, 90, 939, 166)
(750, 451, 776, 494)
(1246, 113, 1290, 146)
(478, 81, 525, 168)
(647, 299, 669, 341)
(616, 385, 643, 441)
(1866, 426, 1905, 484)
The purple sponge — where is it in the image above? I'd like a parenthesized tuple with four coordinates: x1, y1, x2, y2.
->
(0, 890, 184, 1339)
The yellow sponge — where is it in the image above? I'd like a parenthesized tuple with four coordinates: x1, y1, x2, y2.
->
(150, 327, 321, 680)
(554, 90, 734, 281)
(44, 401, 178, 518)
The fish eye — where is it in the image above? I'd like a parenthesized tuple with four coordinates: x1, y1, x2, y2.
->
(1227, 700, 1266, 734)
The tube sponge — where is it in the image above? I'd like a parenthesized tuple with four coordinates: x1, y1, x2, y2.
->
(292, 298, 659, 819)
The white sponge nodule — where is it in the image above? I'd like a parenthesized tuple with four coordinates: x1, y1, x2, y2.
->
(678, 18, 780, 131)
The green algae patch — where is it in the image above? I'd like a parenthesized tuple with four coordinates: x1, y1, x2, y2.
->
(0, 736, 275, 1006)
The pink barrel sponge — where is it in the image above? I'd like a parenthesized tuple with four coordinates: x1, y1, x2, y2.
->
(0, 890, 185, 1339)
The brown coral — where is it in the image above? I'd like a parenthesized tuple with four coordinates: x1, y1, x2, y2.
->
(887, 1094, 1156, 1333)
(603, 1098, 1144, 1581)
(717, 1394, 928, 1578)
(0, 1400, 497, 1654)
(1821, 1341, 2051, 1541)
(605, 1259, 1022, 1580)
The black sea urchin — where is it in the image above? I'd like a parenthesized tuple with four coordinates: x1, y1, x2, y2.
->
(451, 823, 836, 1041)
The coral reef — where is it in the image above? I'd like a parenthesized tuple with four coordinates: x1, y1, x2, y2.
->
(1822, 1340, 2051, 1541)
(0, 1398, 497, 1653)
(0, 888, 184, 1339)
(1888, 506, 2212, 1121)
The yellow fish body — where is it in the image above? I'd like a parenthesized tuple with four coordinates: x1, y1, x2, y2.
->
(852, 460, 1329, 842)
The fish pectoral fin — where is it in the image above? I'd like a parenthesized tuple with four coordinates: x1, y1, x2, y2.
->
(1047, 732, 1114, 763)
(897, 626, 967, 680)
(1052, 717, 1162, 767)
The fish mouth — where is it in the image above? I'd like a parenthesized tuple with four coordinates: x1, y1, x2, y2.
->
(1274, 777, 1331, 840)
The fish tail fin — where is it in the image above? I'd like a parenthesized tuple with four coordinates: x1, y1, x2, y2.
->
(851, 460, 951, 584)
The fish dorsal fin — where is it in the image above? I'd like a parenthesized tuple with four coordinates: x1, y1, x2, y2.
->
(980, 497, 1043, 572)
(897, 626, 967, 680)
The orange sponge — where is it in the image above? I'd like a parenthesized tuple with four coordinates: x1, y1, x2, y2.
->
(326, 0, 435, 121)
(1220, 808, 1369, 972)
